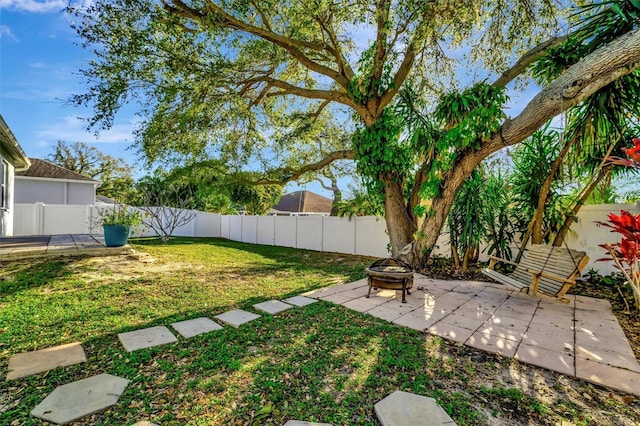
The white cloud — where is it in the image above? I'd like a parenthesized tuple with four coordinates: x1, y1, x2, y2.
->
(35, 114, 137, 145)
(0, 24, 18, 41)
(0, 0, 68, 13)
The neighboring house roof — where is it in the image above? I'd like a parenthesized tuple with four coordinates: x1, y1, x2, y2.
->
(15, 158, 98, 183)
(95, 195, 117, 205)
(273, 190, 333, 213)
(0, 114, 30, 170)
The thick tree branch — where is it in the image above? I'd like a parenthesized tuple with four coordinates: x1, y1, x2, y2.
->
(248, 0, 272, 31)
(495, 28, 640, 150)
(493, 35, 568, 88)
(378, 42, 416, 114)
(413, 28, 640, 258)
(372, 0, 391, 85)
(316, 14, 355, 81)
(252, 150, 355, 185)
(165, 0, 351, 89)
(242, 75, 362, 112)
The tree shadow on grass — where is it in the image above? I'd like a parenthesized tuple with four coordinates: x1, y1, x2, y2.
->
(1, 295, 634, 425)
(130, 236, 375, 284)
(0, 257, 76, 297)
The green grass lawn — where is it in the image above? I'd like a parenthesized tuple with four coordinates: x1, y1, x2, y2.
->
(1, 238, 639, 425)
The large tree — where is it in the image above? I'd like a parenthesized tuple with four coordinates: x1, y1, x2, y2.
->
(48, 140, 136, 201)
(69, 0, 640, 267)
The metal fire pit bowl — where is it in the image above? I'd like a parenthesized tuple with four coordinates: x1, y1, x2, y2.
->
(365, 258, 414, 303)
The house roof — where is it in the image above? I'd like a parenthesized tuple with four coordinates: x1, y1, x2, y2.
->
(273, 190, 333, 213)
(15, 158, 98, 183)
(0, 114, 30, 170)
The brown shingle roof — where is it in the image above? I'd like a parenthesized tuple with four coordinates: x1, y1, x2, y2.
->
(273, 190, 333, 213)
(15, 158, 97, 182)
(0, 114, 30, 170)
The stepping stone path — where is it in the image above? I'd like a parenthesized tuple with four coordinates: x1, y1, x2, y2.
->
(6, 342, 86, 380)
(30, 373, 129, 424)
(172, 317, 223, 338)
(253, 299, 294, 314)
(284, 295, 318, 307)
(118, 325, 178, 352)
(11, 295, 453, 425)
(215, 308, 261, 327)
(375, 391, 456, 426)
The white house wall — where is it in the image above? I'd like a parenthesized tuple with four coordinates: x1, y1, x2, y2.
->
(15, 178, 95, 205)
(15, 179, 64, 204)
(67, 182, 96, 204)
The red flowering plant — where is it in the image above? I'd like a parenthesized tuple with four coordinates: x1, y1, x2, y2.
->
(606, 137, 640, 168)
(597, 211, 640, 311)
(598, 138, 640, 311)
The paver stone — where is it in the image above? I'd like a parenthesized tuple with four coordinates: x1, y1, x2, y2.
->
(574, 344, 640, 372)
(428, 322, 476, 343)
(375, 390, 456, 425)
(253, 300, 294, 314)
(393, 311, 441, 331)
(576, 358, 640, 396)
(30, 373, 129, 424)
(284, 296, 318, 307)
(132, 422, 160, 426)
(367, 305, 407, 322)
(521, 331, 573, 352)
(7, 342, 86, 380)
(343, 297, 385, 313)
(171, 317, 223, 338)
(318, 293, 354, 304)
(215, 309, 261, 327)
(466, 332, 518, 357)
(118, 326, 177, 352)
(515, 343, 575, 376)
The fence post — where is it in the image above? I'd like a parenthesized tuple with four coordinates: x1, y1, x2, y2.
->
(353, 216, 357, 255)
(320, 215, 325, 252)
(35, 202, 45, 235)
(88, 204, 94, 234)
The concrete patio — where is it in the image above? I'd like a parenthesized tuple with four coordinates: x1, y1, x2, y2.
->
(0, 234, 133, 260)
(304, 274, 640, 396)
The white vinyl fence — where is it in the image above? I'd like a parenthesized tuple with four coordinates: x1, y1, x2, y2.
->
(12, 201, 640, 275)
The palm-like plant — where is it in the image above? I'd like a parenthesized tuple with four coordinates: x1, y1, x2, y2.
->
(509, 127, 566, 246)
(482, 170, 517, 261)
(530, 0, 640, 247)
(332, 188, 384, 218)
(448, 170, 485, 269)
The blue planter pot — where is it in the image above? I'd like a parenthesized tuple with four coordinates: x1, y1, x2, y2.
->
(103, 224, 131, 247)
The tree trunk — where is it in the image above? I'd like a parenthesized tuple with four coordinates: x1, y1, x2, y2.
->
(381, 176, 417, 260)
(451, 245, 461, 268)
(531, 133, 576, 244)
(383, 29, 640, 267)
(462, 246, 478, 270)
(552, 166, 612, 246)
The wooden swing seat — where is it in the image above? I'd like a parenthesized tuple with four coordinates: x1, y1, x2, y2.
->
(481, 244, 589, 302)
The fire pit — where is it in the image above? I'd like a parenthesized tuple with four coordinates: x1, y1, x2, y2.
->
(365, 258, 414, 303)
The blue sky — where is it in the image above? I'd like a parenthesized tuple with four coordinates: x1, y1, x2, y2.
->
(0, 0, 337, 195)
(0, 1, 345, 195)
(1, 1, 144, 173)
